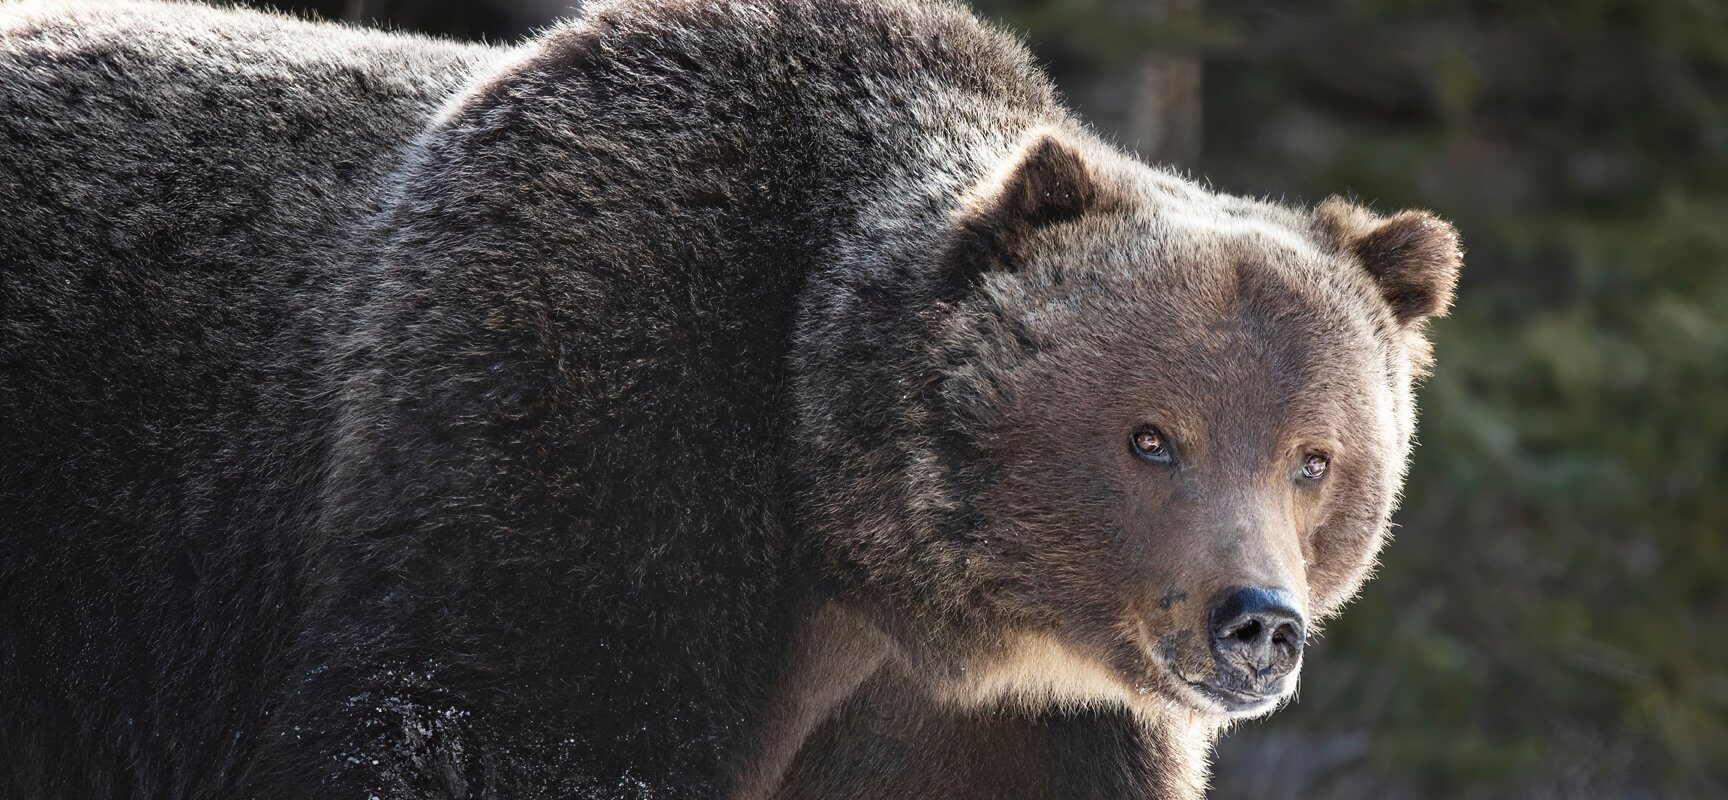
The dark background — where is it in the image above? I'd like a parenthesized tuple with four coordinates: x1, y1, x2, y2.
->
(233, 0, 1728, 796)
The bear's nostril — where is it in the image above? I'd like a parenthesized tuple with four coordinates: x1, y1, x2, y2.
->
(1270, 622, 1299, 648)
(1230, 619, 1262, 643)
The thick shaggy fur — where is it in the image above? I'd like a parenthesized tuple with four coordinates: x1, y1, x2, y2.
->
(0, 1, 1460, 798)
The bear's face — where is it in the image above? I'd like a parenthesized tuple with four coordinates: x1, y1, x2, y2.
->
(906, 133, 1459, 721)
(794, 129, 1458, 724)
(956, 214, 1406, 718)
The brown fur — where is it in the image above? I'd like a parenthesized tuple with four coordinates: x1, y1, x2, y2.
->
(0, 0, 1458, 794)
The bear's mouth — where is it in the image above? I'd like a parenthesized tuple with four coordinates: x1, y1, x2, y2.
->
(1141, 644, 1294, 718)
(1175, 676, 1285, 716)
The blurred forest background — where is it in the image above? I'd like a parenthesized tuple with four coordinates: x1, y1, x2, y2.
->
(241, 0, 1728, 796)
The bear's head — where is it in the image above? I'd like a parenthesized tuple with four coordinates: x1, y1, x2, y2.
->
(794, 128, 1461, 722)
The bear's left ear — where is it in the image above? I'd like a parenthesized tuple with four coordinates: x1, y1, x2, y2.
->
(942, 131, 1115, 284)
(1316, 197, 1463, 327)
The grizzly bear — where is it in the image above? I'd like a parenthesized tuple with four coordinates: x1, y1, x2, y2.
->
(0, 1, 1460, 798)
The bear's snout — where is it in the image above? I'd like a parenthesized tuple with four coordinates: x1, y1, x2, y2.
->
(1206, 586, 1306, 693)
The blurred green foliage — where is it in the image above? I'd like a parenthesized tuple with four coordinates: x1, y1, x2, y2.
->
(246, 0, 1728, 794)
(977, 0, 1728, 795)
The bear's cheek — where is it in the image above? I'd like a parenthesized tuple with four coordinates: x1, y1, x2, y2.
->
(1302, 465, 1397, 616)
(1024, 529, 1201, 667)
(990, 532, 1139, 625)
(1306, 520, 1388, 616)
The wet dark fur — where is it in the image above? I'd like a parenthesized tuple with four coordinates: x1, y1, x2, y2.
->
(0, 1, 1459, 798)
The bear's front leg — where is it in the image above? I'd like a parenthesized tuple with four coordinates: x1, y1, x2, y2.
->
(775, 668, 1211, 800)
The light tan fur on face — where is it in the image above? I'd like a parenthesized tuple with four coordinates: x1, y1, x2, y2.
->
(941, 633, 1136, 712)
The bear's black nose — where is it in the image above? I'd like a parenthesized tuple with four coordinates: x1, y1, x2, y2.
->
(1208, 587, 1305, 680)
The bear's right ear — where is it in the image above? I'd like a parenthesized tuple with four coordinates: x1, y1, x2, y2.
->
(1316, 197, 1463, 327)
(941, 131, 1112, 285)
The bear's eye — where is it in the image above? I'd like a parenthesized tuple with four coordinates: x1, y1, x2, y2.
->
(1300, 453, 1330, 480)
(1130, 428, 1173, 464)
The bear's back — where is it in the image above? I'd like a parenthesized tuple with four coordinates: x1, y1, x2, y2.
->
(0, 0, 500, 509)
(0, 0, 497, 268)
(0, 0, 501, 447)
